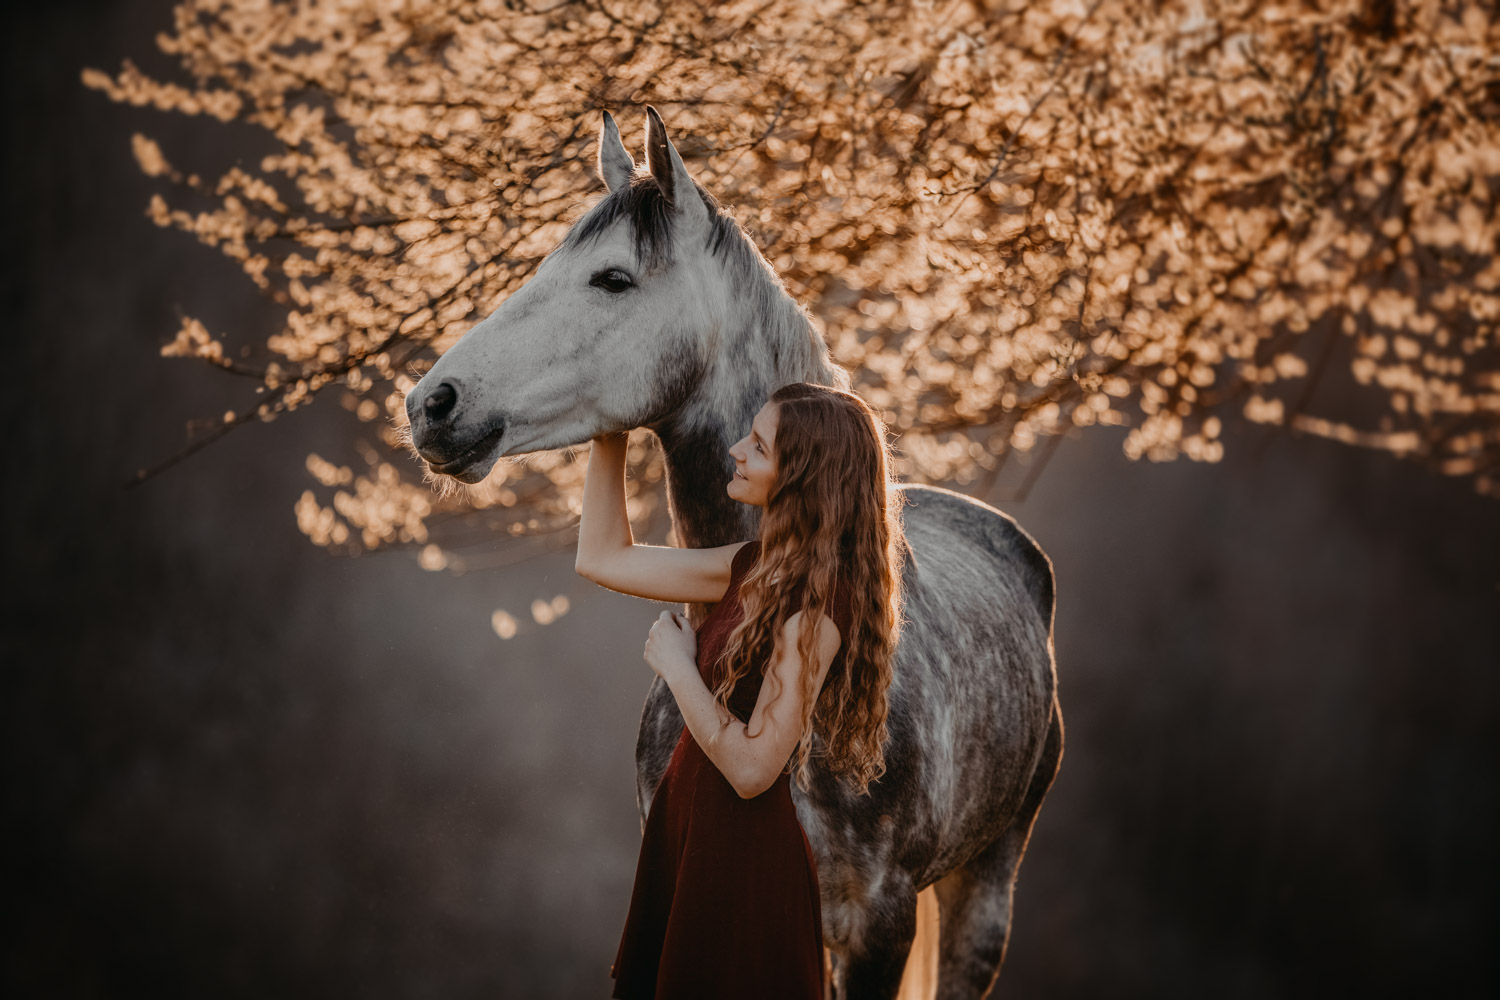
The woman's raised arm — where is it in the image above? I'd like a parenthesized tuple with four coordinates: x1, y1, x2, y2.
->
(574, 432, 746, 605)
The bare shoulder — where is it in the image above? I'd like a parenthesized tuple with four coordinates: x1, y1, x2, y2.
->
(779, 606, 844, 658)
(752, 609, 843, 721)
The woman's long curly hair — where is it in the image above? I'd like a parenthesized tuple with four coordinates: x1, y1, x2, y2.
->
(709, 382, 907, 796)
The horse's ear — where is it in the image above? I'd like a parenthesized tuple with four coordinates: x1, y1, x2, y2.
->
(598, 110, 634, 192)
(644, 106, 709, 230)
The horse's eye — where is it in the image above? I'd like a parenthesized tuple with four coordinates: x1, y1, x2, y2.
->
(589, 268, 635, 293)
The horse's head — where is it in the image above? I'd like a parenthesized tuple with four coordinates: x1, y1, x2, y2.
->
(406, 107, 732, 484)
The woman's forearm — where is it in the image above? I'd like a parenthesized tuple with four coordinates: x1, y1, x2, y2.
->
(664, 658, 760, 798)
(576, 432, 633, 572)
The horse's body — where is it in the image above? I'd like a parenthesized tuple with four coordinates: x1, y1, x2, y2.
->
(407, 108, 1061, 998)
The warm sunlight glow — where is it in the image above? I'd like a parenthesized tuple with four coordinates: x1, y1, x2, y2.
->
(92, 0, 1500, 554)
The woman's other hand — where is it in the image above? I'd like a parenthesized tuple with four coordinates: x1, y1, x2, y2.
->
(644, 611, 697, 682)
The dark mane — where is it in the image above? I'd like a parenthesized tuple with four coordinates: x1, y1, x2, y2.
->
(563, 173, 744, 272)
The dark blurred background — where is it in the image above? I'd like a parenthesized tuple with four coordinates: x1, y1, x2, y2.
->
(5, 1, 1497, 997)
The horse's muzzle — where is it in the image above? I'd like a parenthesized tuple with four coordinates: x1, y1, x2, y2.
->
(421, 422, 506, 477)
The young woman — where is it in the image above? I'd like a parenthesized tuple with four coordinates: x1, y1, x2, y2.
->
(575, 381, 906, 1000)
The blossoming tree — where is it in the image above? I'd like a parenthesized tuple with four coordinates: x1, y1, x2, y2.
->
(89, 0, 1500, 567)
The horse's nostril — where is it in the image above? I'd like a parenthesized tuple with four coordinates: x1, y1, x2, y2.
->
(424, 381, 459, 422)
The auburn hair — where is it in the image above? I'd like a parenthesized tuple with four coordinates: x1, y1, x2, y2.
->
(708, 382, 907, 796)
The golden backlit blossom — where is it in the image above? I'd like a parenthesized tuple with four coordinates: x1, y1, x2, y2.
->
(304, 452, 353, 487)
(530, 595, 571, 625)
(97, 0, 1500, 551)
(159, 315, 225, 363)
(130, 133, 175, 179)
(491, 609, 518, 640)
(294, 489, 350, 547)
(329, 458, 436, 550)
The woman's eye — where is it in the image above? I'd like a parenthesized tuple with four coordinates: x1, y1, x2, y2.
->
(589, 268, 635, 293)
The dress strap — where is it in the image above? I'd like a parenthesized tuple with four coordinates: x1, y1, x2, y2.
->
(731, 538, 760, 578)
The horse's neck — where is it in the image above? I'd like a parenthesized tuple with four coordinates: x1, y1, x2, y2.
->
(654, 415, 756, 549)
(652, 238, 840, 551)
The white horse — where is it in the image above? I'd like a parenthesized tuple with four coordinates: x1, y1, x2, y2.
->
(406, 107, 1061, 999)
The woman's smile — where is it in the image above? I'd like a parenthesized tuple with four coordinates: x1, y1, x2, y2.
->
(727, 402, 780, 506)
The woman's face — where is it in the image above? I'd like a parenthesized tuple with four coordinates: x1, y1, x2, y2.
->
(727, 403, 779, 507)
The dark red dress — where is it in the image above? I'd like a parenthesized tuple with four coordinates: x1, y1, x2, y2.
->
(610, 539, 852, 1000)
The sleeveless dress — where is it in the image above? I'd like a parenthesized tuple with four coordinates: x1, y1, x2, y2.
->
(610, 539, 853, 1000)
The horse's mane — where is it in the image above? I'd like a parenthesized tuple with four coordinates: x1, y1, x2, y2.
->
(562, 172, 848, 391)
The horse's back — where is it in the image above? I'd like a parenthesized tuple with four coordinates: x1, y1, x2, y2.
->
(894, 483, 1055, 632)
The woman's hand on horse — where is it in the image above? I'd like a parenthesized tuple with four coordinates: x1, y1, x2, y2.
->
(644, 610, 697, 682)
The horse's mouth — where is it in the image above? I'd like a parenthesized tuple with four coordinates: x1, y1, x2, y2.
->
(427, 424, 506, 477)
